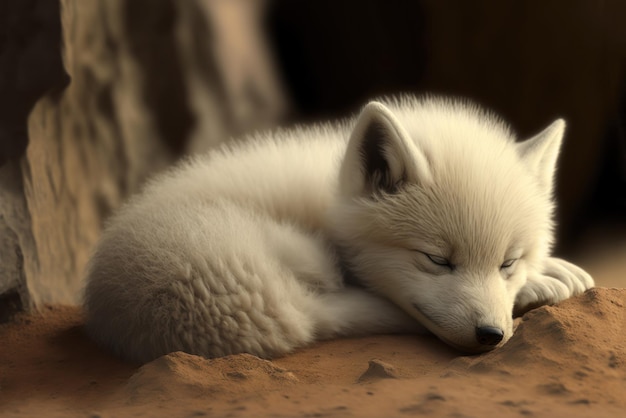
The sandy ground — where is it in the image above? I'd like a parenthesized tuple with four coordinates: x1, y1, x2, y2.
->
(1, 288, 625, 418)
(1, 232, 625, 418)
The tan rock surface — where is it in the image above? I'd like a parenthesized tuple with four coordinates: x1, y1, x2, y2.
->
(0, 0, 286, 309)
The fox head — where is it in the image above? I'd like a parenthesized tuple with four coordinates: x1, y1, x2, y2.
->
(331, 97, 564, 353)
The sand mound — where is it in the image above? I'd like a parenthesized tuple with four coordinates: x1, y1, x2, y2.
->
(1, 288, 625, 417)
(439, 288, 626, 415)
(454, 288, 625, 371)
(125, 352, 298, 403)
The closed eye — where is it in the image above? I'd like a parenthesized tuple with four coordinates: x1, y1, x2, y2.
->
(425, 253, 455, 270)
(501, 259, 517, 269)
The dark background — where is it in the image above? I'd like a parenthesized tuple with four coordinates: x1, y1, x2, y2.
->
(266, 1, 626, 250)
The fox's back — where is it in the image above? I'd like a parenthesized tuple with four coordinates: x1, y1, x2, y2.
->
(133, 124, 351, 231)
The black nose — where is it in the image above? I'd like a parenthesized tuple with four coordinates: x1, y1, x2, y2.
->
(475, 326, 504, 346)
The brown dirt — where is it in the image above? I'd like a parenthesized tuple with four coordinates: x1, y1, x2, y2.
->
(1, 288, 625, 418)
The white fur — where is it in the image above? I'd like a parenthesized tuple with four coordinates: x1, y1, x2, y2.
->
(83, 95, 593, 362)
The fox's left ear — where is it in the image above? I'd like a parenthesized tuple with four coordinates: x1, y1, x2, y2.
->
(339, 101, 431, 197)
(517, 119, 565, 195)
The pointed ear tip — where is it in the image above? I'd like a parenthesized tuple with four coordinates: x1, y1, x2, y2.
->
(553, 118, 566, 130)
(363, 101, 387, 112)
(357, 101, 394, 123)
(543, 118, 566, 142)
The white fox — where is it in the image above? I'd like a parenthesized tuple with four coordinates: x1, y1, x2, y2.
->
(84, 95, 594, 363)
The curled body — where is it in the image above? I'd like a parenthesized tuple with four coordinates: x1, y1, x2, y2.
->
(84, 96, 593, 363)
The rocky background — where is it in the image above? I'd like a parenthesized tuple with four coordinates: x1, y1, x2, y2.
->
(1, 0, 625, 318)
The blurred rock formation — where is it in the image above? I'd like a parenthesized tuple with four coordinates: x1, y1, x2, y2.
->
(0, 0, 288, 316)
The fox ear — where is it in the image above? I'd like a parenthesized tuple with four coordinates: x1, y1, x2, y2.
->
(339, 101, 431, 197)
(517, 119, 565, 195)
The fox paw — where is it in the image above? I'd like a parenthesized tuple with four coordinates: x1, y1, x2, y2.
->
(514, 257, 594, 317)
